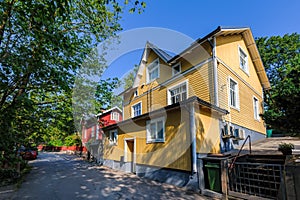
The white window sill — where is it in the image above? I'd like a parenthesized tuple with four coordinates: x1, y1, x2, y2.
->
(146, 140, 165, 144)
(240, 68, 250, 76)
(230, 105, 240, 112)
(254, 118, 260, 122)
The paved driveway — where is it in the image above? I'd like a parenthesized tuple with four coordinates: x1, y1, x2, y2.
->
(2, 152, 209, 200)
(240, 137, 300, 154)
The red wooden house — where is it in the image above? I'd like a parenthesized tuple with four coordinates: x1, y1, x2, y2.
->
(81, 106, 122, 162)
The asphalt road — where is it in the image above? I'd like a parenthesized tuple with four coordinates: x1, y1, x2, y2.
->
(4, 152, 208, 200)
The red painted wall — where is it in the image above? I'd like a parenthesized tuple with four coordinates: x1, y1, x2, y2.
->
(81, 108, 122, 146)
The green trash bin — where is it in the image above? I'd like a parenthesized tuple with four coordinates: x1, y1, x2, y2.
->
(205, 162, 221, 192)
(266, 129, 272, 138)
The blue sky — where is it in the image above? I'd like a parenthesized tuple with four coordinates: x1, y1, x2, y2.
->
(101, 0, 300, 89)
(120, 0, 300, 37)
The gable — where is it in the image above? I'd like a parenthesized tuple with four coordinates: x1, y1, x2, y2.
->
(132, 42, 172, 89)
(127, 27, 270, 95)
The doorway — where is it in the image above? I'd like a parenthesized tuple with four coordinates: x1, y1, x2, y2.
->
(124, 138, 136, 173)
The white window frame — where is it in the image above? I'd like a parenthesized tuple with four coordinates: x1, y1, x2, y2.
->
(253, 96, 260, 121)
(111, 112, 120, 121)
(146, 117, 165, 143)
(238, 46, 249, 75)
(172, 63, 181, 76)
(84, 128, 87, 139)
(96, 126, 99, 140)
(133, 90, 138, 97)
(91, 126, 95, 137)
(228, 77, 240, 110)
(146, 58, 160, 83)
(131, 101, 142, 117)
(167, 80, 188, 105)
(109, 129, 118, 145)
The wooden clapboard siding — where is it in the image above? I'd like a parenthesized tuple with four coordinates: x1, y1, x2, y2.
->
(216, 34, 265, 134)
(195, 107, 221, 153)
(179, 42, 211, 72)
(103, 109, 192, 171)
(187, 62, 214, 104)
(217, 63, 265, 134)
(216, 35, 263, 94)
(125, 62, 215, 119)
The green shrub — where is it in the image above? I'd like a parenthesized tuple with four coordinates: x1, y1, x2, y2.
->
(64, 135, 81, 147)
(48, 139, 64, 147)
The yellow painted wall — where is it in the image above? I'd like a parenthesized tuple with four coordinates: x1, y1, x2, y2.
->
(195, 106, 221, 153)
(216, 35, 263, 95)
(123, 61, 214, 120)
(179, 42, 211, 72)
(216, 35, 266, 134)
(103, 109, 192, 171)
(123, 44, 213, 120)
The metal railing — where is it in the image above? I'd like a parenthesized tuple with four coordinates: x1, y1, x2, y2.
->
(229, 135, 251, 171)
(229, 162, 284, 199)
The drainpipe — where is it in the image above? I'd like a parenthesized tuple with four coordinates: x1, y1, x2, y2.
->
(189, 102, 197, 173)
(212, 37, 219, 107)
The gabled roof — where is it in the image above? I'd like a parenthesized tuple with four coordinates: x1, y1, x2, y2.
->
(129, 42, 172, 90)
(96, 106, 122, 117)
(168, 26, 270, 89)
(129, 26, 270, 92)
(146, 41, 173, 62)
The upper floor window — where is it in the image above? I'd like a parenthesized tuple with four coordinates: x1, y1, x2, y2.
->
(253, 96, 260, 120)
(109, 129, 118, 145)
(229, 77, 239, 109)
(147, 58, 159, 83)
(84, 128, 87, 139)
(133, 90, 138, 97)
(96, 127, 99, 140)
(168, 81, 188, 105)
(239, 47, 249, 74)
(91, 126, 95, 137)
(132, 102, 142, 117)
(146, 117, 165, 143)
(111, 112, 120, 121)
(172, 63, 181, 76)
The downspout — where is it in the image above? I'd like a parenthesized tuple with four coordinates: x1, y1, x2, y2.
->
(189, 102, 197, 173)
(212, 37, 219, 107)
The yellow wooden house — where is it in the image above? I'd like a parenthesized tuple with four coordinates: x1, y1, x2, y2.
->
(102, 26, 270, 189)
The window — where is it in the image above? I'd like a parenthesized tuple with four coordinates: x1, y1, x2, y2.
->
(239, 47, 249, 74)
(147, 59, 159, 83)
(146, 117, 165, 143)
(91, 126, 95, 137)
(111, 112, 120, 121)
(96, 127, 99, 140)
(168, 81, 187, 105)
(253, 97, 260, 120)
(109, 129, 118, 144)
(132, 102, 142, 117)
(84, 128, 87, 139)
(229, 78, 239, 109)
(133, 90, 138, 97)
(172, 63, 181, 76)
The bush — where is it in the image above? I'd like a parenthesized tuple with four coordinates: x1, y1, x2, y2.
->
(48, 139, 64, 147)
(64, 135, 81, 147)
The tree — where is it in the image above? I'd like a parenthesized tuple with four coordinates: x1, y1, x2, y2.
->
(0, 0, 145, 166)
(123, 64, 139, 90)
(256, 33, 300, 134)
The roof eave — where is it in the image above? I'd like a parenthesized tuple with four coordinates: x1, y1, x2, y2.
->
(102, 96, 228, 130)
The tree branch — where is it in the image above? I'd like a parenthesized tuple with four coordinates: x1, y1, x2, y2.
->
(0, 0, 15, 46)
